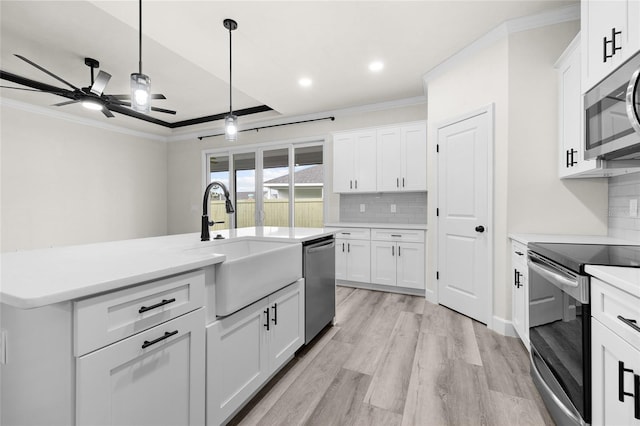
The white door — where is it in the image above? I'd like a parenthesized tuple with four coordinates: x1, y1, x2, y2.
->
(437, 110, 491, 324)
(76, 309, 205, 426)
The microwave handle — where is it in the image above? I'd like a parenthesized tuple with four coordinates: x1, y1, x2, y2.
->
(626, 67, 640, 135)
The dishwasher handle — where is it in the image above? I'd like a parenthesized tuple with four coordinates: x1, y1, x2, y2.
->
(306, 240, 335, 253)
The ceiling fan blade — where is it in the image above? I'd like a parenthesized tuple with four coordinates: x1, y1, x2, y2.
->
(53, 100, 79, 107)
(1, 85, 48, 93)
(90, 71, 111, 96)
(151, 106, 177, 115)
(102, 108, 115, 118)
(14, 54, 79, 91)
(110, 93, 166, 100)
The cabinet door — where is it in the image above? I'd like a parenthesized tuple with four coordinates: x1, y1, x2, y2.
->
(346, 240, 371, 282)
(353, 131, 377, 192)
(377, 127, 403, 192)
(76, 309, 205, 426)
(333, 133, 355, 193)
(592, 319, 640, 426)
(396, 242, 425, 290)
(402, 124, 427, 191)
(370, 241, 396, 286)
(207, 299, 269, 426)
(512, 266, 529, 349)
(268, 280, 304, 372)
(335, 238, 348, 280)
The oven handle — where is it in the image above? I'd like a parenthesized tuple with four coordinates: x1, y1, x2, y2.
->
(626, 67, 640, 135)
(527, 256, 579, 288)
(530, 349, 585, 425)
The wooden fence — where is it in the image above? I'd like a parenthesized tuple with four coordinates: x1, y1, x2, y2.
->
(210, 199, 323, 229)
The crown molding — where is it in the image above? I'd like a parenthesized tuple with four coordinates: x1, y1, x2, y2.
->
(0, 97, 169, 142)
(166, 96, 427, 143)
(422, 3, 580, 89)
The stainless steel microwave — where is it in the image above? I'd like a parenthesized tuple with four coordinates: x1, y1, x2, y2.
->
(584, 51, 640, 160)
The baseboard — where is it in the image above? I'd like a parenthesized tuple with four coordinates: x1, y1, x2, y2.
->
(490, 315, 517, 337)
(424, 287, 437, 304)
(336, 280, 425, 297)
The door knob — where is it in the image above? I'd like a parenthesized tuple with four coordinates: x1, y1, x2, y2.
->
(475, 225, 485, 233)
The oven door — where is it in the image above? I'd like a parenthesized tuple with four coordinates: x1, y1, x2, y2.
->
(585, 50, 640, 160)
(527, 252, 591, 425)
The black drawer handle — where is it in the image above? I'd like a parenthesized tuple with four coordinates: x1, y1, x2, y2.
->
(634, 374, 640, 420)
(142, 330, 178, 349)
(391, 234, 402, 237)
(139, 298, 176, 314)
(515, 251, 524, 256)
(618, 315, 640, 333)
(272, 303, 278, 325)
(264, 308, 270, 331)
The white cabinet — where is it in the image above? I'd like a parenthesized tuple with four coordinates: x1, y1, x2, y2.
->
(335, 228, 371, 283)
(333, 130, 377, 193)
(376, 124, 427, 191)
(76, 308, 206, 426)
(582, 0, 640, 92)
(207, 279, 304, 426)
(370, 229, 425, 290)
(591, 277, 640, 426)
(510, 240, 529, 350)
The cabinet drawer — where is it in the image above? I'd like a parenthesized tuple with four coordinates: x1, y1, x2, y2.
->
(335, 228, 370, 240)
(371, 228, 424, 242)
(74, 270, 205, 356)
(592, 278, 640, 352)
(511, 240, 527, 267)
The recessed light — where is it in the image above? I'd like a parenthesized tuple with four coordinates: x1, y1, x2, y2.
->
(298, 77, 312, 87)
(369, 61, 384, 72)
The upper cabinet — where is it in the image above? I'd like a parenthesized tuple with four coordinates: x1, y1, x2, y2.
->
(333, 121, 427, 193)
(377, 124, 427, 191)
(333, 130, 377, 193)
(581, 0, 640, 92)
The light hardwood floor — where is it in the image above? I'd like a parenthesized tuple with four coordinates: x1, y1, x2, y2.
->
(228, 286, 555, 426)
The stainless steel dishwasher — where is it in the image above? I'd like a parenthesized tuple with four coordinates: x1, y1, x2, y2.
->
(303, 236, 336, 344)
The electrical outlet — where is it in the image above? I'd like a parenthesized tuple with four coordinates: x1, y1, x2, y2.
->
(391, 204, 396, 213)
(631, 199, 638, 217)
(360, 204, 365, 213)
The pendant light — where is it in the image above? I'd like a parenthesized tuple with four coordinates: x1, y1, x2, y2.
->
(224, 18, 238, 141)
(130, 0, 151, 113)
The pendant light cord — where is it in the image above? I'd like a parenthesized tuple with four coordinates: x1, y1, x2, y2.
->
(228, 24, 233, 115)
(138, 0, 143, 74)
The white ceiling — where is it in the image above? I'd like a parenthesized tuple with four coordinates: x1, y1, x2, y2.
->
(0, 1, 576, 136)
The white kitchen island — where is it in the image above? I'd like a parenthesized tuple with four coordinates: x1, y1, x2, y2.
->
(0, 227, 334, 426)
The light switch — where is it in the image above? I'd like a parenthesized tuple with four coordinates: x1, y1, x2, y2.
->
(360, 204, 365, 213)
(630, 199, 638, 217)
(391, 204, 396, 213)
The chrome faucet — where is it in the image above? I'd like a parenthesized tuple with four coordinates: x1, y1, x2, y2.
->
(201, 181, 235, 241)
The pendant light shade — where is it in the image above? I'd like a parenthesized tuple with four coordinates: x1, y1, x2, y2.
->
(224, 18, 238, 141)
(131, 0, 151, 113)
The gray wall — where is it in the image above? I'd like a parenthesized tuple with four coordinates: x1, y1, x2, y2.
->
(339, 192, 427, 224)
(608, 173, 640, 242)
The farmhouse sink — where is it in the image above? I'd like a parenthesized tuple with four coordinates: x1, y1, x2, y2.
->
(193, 239, 302, 316)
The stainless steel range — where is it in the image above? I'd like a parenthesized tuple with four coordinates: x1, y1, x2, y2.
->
(527, 242, 640, 426)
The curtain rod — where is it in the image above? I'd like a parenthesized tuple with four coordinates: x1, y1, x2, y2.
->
(197, 116, 335, 140)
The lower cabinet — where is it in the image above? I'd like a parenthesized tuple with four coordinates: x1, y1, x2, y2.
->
(510, 240, 529, 350)
(206, 279, 304, 425)
(335, 231, 371, 283)
(370, 241, 425, 289)
(76, 308, 206, 426)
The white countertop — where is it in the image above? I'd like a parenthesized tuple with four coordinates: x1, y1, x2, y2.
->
(586, 265, 640, 298)
(509, 233, 639, 246)
(325, 222, 427, 230)
(1, 227, 334, 309)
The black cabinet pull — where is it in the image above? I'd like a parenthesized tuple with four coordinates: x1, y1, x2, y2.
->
(619, 361, 635, 403)
(514, 269, 522, 288)
(355, 180, 358, 189)
(141, 330, 178, 349)
(618, 315, 640, 333)
(392, 246, 395, 256)
(139, 298, 176, 314)
(397, 177, 399, 188)
(566, 149, 571, 168)
(515, 251, 524, 256)
(350, 180, 353, 189)
(634, 374, 640, 420)
(272, 303, 278, 325)
(342, 242, 345, 252)
(391, 234, 402, 237)
(604, 27, 623, 62)
(402, 178, 405, 187)
(398, 246, 401, 257)
(348, 243, 350, 253)
(264, 308, 270, 331)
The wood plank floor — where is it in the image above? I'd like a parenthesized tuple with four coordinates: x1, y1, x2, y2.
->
(228, 286, 555, 426)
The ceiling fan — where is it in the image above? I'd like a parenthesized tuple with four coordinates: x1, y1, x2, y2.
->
(0, 54, 176, 118)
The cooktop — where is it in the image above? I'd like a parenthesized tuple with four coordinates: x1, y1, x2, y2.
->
(528, 242, 640, 273)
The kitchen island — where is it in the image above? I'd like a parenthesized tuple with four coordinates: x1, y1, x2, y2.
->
(0, 227, 334, 426)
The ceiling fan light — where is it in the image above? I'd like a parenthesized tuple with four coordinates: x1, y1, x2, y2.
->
(130, 72, 151, 113)
(225, 114, 238, 141)
(81, 100, 103, 111)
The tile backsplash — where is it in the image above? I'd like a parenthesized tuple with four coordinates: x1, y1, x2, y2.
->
(608, 173, 640, 242)
(340, 192, 427, 224)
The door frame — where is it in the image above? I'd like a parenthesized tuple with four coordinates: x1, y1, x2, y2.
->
(432, 104, 495, 327)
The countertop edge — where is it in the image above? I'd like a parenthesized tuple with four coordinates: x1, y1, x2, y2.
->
(324, 222, 427, 230)
(585, 265, 640, 298)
